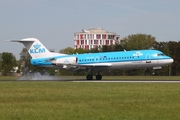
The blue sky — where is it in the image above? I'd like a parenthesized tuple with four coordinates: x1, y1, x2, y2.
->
(1, 0, 180, 59)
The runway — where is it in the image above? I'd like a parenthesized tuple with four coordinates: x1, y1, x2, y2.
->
(5, 75, 179, 82)
(1, 79, 180, 83)
(1, 76, 180, 83)
(72, 80, 180, 83)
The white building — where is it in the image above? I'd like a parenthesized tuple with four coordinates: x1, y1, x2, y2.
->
(74, 28, 120, 50)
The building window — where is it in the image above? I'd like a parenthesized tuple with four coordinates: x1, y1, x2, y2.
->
(110, 40, 113, 45)
(77, 35, 79, 39)
(94, 40, 98, 44)
(106, 40, 109, 45)
(80, 34, 83, 39)
(96, 34, 98, 39)
(108, 35, 115, 39)
(85, 45, 89, 50)
(87, 34, 89, 39)
(85, 40, 87, 45)
(77, 40, 79, 45)
(90, 34, 92, 39)
(96, 34, 101, 39)
(102, 34, 106, 39)
(91, 40, 93, 44)
(81, 40, 84, 45)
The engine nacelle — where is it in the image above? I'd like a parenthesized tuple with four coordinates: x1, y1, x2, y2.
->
(52, 57, 77, 65)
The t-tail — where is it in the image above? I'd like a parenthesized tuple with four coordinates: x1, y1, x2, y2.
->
(8, 38, 67, 58)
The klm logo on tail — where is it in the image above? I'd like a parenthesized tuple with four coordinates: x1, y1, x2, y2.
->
(30, 43, 45, 54)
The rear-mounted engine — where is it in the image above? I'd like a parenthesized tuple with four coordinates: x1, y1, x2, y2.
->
(52, 57, 77, 65)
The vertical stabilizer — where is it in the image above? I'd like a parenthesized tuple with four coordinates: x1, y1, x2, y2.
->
(8, 38, 66, 58)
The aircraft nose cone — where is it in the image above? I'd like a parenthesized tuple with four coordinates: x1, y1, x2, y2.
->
(170, 58, 174, 63)
(166, 58, 174, 64)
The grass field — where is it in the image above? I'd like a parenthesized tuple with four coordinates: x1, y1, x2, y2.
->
(0, 76, 180, 120)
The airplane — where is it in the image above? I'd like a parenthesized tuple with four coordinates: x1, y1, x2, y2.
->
(8, 38, 173, 80)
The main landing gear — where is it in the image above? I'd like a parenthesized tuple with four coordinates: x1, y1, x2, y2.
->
(86, 73, 102, 80)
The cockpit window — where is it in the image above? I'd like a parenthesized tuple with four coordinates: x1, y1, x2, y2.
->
(157, 53, 165, 56)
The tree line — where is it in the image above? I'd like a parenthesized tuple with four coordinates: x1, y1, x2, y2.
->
(0, 33, 179, 76)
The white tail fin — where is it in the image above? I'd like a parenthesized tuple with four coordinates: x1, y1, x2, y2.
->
(8, 38, 67, 58)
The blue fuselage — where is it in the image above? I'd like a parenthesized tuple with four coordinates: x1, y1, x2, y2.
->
(30, 50, 173, 70)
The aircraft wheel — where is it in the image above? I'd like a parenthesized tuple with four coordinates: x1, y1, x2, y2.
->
(86, 74, 93, 80)
(96, 74, 102, 80)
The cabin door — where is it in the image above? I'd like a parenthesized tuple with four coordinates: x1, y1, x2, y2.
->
(95, 56, 99, 63)
(146, 54, 151, 63)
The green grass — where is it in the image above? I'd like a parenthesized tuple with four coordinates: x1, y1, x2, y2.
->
(0, 76, 20, 80)
(0, 81, 180, 120)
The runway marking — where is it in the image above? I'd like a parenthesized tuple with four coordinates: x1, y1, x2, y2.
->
(72, 81, 180, 83)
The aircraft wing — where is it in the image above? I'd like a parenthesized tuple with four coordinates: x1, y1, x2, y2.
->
(77, 63, 112, 67)
(59, 63, 112, 72)
(72, 63, 112, 72)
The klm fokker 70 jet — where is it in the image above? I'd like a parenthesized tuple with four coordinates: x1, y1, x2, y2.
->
(9, 38, 173, 80)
